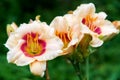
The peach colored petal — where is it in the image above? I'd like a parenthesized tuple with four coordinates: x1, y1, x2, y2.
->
(90, 36, 103, 47)
(6, 40, 35, 66)
(14, 53, 35, 66)
(30, 61, 46, 77)
(7, 40, 24, 63)
(73, 3, 95, 18)
(5, 33, 20, 50)
(50, 16, 68, 33)
(100, 20, 119, 36)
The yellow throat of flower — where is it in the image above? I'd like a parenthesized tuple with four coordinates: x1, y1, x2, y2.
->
(21, 32, 46, 57)
(56, 32, 71, 48)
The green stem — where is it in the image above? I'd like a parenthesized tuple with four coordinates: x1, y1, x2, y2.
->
(86, 56, 89, 80)
(71, 61, 82, 80)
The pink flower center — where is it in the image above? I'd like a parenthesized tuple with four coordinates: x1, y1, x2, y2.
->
(21, 32, 46, 57)
(82, 15, 101, 34)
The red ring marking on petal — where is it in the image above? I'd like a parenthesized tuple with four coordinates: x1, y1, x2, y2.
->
(21, 33, 46, 57)
(94, 27, 101, 34)
(82, 15, 102, 34)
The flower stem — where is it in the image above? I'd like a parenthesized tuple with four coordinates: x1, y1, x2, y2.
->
(71, 61, 82, 80)
(45, 62, 50, 80)
(86, 56, 89, 80)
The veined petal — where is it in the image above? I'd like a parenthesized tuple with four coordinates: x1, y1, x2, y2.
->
(46, 37, 63, 51)
(14, 53, 35, 66)
(64, 14, 82, 39)
(90, 36, 103, 47)
(35, 50, 62, 61)
(73, 3, 95, 17)
(62, 46, 74, 55)
(67, 32, 84, 48)
(96, 12, 107, 20)
(50, 13, 83, 55)
(30, 61, 46, 77)
(68, 38, 78, 47)
(101, 21, 120, 41)
(64, 15, 83, 47)
(100, 20, 119, 35)
(80, 24, 102, 47)
(17, 21, 56, 41)
(7, 40, 35, 66)
(64, 14, 79, 27)
(7, 40, 24, 63)
(80, 24, 93, 34)
(5, 33, 20, 50)
(50, 16, 68, 32)
(7, 51, 21, 63)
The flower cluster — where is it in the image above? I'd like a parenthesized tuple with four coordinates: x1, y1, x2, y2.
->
(5, 3, 119, 77)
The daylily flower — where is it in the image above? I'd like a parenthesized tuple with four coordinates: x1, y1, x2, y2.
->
(73, 3, 119, 47)
(50, 14, 83, 55)
(5, 19, 63, 77)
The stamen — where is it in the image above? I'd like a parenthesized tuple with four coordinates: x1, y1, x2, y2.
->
(56, 32, 70, 48)
(21, 32, 46, 57)
(82, 15, 101, 34)
(33, 33, 39, 52)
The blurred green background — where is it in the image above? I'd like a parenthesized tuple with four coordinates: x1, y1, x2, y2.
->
(0, 0, 120, 80)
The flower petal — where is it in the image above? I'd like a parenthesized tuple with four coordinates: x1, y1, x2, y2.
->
(62, 46, 74, 55)
(5, 33, 20, 50)
(80, 24, 93, 34)
(7, 40, 35, 66)
(63, 14, 83, 46)
(100, 20, 119, 35)
(64, 14, 79, 27)
(73, 3, 95, 17)
(50, 16, 68, 32)
(7, 50, 21, 63)
(30, 61, 46, 77)
(7, 40, 24, 63)
(90, 36, 103, 47)
(14, 53, 35, 66)
(96, 12, 107, 20)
